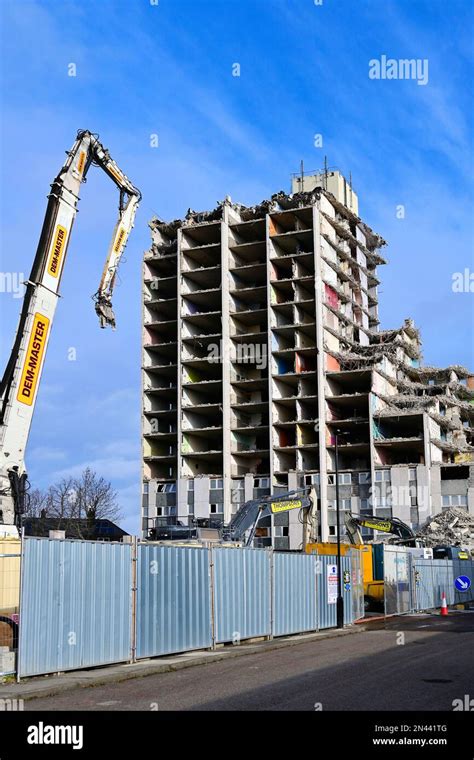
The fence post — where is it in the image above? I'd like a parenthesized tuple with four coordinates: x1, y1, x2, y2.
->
(129, 537, 138, 664)
(16, 529, 26, 683)
(446, 559, 452, 606)
(391, 549, 396, 617)
(269, 549, 274, 640)
(315, 552, 320, 631)
(208, 546, 216, 650)
(412, 559, 418, 612)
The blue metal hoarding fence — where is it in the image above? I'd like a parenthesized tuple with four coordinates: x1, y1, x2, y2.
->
(452, 559, 474, 605)
(414, 558, 474, 610)
(212, 547, 271, 643)
(350, 548, 365, 622)
(413, 562, 431, 610)
(383, 548, 474, 614)
(272, 552, 317, 636)
(136, 544, 212, 658)
(384, 546, 416, 616)
(16, 540, 368, 678)
(316, 555, 354, 629)
(18, 537, 132, 678)
(414, 559, 453, 610)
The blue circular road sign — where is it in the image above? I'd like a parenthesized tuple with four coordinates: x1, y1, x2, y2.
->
(454, 575, 471, 592)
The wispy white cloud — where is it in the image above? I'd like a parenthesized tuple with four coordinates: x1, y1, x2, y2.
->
(28, 447, 66, 463)
(52, 455, 139, 483)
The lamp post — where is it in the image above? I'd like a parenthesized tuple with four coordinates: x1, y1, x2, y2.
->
(334, 429, 344, 629)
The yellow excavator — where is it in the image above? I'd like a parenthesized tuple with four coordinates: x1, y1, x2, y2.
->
(306, 513, 418, 611)
(149, 487, 318, 547)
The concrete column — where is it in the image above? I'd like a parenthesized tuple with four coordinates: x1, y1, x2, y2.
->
(390, 466, 411, 524)
(468, 464, 474, 516)
(368, 384, 376, 511)
(287, 471, 303, 549)
(313, 204, 329, 542)
(351, 496, 360, 515)
(422, 411, 432, 467)
(265, 214, 275, 491)
(221, 211, 232, 524)
(468, 487, 474, 516)
(194, 477, 210, 519)
(145, 480, 158, 534)
(177, 476, 188, 521)
(176, 228, 184, 487)
(429, 464, 442, 516)
(416, 464, 432, 524)
(244, 473, 254, 502)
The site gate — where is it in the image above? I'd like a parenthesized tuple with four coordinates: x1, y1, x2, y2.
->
(383, 546, 474, 615)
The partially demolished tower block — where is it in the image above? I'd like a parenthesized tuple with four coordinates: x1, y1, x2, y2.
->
(142, 170, 474, 548)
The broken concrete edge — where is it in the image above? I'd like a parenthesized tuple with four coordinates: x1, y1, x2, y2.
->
(0, 626, 364, 702)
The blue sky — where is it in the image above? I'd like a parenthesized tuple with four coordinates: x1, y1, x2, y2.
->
(1, 0, 473, 534)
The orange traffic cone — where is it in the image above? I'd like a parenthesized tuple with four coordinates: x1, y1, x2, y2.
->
(440, 592, 448, 617)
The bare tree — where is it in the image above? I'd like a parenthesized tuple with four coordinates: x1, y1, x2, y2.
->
(72, 468, 121, 523)
(23, 469, 122, 539)
(47, 477, 76, 521)
(25, 487, 49, 518)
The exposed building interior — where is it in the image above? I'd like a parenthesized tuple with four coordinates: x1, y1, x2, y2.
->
(142, 171, 474, 548)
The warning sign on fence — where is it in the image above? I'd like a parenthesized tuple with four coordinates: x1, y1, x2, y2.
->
(327, 564, 338, 605)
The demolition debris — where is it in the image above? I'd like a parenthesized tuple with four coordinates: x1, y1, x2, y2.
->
(417, 507, 474, 548)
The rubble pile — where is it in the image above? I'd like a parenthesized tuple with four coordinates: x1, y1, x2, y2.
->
(417, 507, 474, 548)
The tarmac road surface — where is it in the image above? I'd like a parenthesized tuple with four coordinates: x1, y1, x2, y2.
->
(25, 613, 474, 712)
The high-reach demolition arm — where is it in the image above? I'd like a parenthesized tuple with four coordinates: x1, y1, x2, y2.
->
(0, 130, 141, 528)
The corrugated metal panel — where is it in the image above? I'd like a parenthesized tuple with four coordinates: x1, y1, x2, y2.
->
(384, 547, 415, 615)
(414, 559, 452, 609)
(414, 559, 474, 609)
(213, 547, 270, 643)
(452, 559, 474, 605)
(273, 552, 317, 636)
(431, 560, 453, 606)
(414, 560, 434, 610)
(136, 544, 212, 658)
(350, 549, 365, 622)
(316, 555, 353, 629)
(18, 539, 422, 678)
(19, 538, 132, 677)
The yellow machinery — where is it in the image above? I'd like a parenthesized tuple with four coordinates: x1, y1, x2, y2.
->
(0, 537, 21, 650)
(306, 541, 384, 610)
(0, 538, 20, 617)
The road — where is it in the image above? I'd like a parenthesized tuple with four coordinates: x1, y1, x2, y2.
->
(26, 613, 473, 712)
